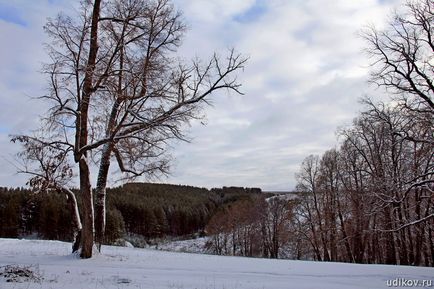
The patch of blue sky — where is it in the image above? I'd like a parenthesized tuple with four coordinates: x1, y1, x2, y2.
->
(47, 0, 66, 5)
(377, 0, 394, 4)
(294, 21, 319, 45)
(0, 126, 9, 134)
(0, 3, 27, 27)
(266, 77, 295, 91)
(233, 1, 267, 23)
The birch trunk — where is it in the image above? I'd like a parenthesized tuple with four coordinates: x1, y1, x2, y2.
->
(95, 143, 113, 251)
(58, 187, 82, 253)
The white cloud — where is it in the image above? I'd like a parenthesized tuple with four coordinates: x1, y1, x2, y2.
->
(176, 0, 256, 22)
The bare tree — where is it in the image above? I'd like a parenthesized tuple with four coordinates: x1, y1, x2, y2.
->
(35, 0, 105, 258)
(290, 0, 434, 266)
(294, 100, 433, 265)
(14, 0, 246, 258)
(355, 0, 434, 264)
(341, 101, 433, 265)
(205, 196, 293, 259)
(261, 196, 293, 259)
(362, 0, 433, 116)
(88, 0, 246, 250)
(11, 134, 82, 252)
(295, 155, 332, 261)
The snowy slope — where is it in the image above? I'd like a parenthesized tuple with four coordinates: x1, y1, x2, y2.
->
(0, 238, 432, 289)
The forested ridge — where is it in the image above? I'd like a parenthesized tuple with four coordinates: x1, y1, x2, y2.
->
(0, 183, 261, 244)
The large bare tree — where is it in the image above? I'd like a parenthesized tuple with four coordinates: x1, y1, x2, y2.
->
(14, 0, 246, 258)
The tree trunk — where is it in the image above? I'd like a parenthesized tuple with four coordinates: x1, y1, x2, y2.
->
(338, 210, 354, 262)
(428, 226, 434, 266)
(95, 143, 113, 251)
(76, 0, 101, 259)
(94, 43, 124, 250)
(383, 207, 397, 264)
(79, 158, 94, 258)
(59, 187, 82, 253)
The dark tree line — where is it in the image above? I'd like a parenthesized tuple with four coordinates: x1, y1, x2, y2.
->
(0, 184, 261, 245)
(108, 183, 215, 238)
(0, 187, 73, 241)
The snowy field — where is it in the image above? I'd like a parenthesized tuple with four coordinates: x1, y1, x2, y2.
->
(0, 238, 433, 289)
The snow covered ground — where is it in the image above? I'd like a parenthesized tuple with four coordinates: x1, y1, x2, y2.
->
(0, 238, 432, 289)
(155, 237, 210, 254)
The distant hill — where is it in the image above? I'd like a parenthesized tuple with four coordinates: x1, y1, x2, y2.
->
(0, 183, 263, 245)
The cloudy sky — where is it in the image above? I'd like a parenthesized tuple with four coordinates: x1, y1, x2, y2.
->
(0, 0, 403, 190)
